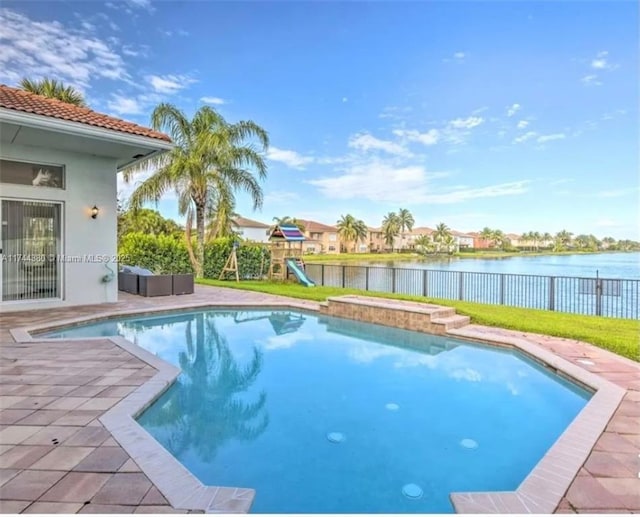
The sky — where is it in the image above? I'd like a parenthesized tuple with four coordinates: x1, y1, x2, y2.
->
(1, 0, 638, 239)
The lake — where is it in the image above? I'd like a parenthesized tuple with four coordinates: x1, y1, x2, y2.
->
(309, 252, 640, 280)
(303, 252, 640, 319)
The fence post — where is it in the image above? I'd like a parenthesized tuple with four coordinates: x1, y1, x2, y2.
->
(321, 264, 325, 286)
(458, 271, 464, 300)
(365, 266, 370, 291)
(392, 268, 396, 293)
(595, 278, 603, 317)
(423, 269, 428, 297)
(548, 276, 555, 311)
(499, 274, 505, 305)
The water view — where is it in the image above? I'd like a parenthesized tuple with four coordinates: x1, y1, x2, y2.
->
(311, 252, 640, 280)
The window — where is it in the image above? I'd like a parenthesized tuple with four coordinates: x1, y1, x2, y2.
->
(0, 159, 65, 189)
(329, 233, 337, 242)
(328, 246, 336, 251)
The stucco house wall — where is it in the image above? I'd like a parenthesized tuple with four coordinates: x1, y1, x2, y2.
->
(1, 141, 119, 309)
(237, 226, 269, 243)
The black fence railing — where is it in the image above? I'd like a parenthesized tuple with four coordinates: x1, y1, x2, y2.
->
(304, 263, 640, 320)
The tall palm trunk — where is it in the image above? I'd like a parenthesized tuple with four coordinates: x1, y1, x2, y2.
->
(195, 203, 206, 278)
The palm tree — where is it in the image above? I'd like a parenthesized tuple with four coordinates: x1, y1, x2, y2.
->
(433, 222, 452, 253)
(122, 103, 269, 277)
(397, 208, 415, 233)
(414, 234, 435, 255)
(532, 231, 542, 251)
(442, 234, 457, 254)
(19, 78, 87, 106)
(268, 216, 306, 234)
(492, 229, 507, 250)
(542, 232, 553, 249)
(206, 196, 239, 241)
(480, 227, 494, 247)
(554, 230, 573, 251)
(381, 212, 400, 250)
(336, 214, 368, 253)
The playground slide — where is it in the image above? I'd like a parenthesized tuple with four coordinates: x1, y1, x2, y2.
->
(285, 259, 316, 287)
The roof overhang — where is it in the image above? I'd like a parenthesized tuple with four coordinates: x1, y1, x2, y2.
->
(0, 108, 173, 171)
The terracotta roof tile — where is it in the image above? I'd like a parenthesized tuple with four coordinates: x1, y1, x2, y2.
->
(0, 84, 171, 142)
(298, 219, 338, 232)
(233, 216, 270, 228)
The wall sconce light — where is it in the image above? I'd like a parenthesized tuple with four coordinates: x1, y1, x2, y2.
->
(91, 205, 99, 219)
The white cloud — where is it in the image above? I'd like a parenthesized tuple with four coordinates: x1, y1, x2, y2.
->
(581, 74, 602, 86)
(147, 74, 196, 94)
(517, 120, 529, 129)
(348, 132, 407, 155)
(597, 187, 639, 198)
(266, 147, 314, 169)
(0, 9, 128, 88)
(308, 155, 527, 205)
(507, 103, 521, 117)
(127, 0, 155, 10)
(342, 97, 348, 103)
(537, 133, 565, 143)
(107, 95, 143, 115)
(449, 116, 484, 129)
(200, 96, 226, 105)
(392, 128, 440, 146)
(513, 131, 537, 144)
(453, 51, 465, 59)
(264, 191, 300, 204)
(591, 50, 616, 70)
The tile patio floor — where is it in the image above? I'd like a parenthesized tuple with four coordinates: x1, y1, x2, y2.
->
(0, 285, 638, 513)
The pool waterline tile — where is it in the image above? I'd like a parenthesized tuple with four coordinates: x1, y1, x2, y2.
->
(5, 290, 634, 514)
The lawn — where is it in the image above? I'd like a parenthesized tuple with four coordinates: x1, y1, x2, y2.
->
(198, 278, 640, 361)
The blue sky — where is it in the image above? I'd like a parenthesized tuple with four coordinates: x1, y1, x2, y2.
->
(1, 0, 638, 239)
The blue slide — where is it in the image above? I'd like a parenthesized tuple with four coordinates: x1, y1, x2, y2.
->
(286, 259, 316, 287)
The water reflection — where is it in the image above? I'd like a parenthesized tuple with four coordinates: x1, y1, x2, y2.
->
(139, 313, 269, 461)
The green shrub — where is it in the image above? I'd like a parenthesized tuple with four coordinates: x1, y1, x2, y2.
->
(119, 233, 269, 278)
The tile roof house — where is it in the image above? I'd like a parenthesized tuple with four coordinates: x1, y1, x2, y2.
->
(0, 84, 172, 310)
(297, 219, 340, 254)
(232, 216, 270, 243)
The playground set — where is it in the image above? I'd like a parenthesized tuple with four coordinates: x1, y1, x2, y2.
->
(218, 224, 315, 287)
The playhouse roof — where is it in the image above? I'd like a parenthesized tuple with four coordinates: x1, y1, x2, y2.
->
(269, 224, 306, 241)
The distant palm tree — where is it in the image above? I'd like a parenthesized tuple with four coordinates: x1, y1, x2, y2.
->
(414, 234, 434, 255)
(554, 230, 573, 251)
(532, 231, 542, 251)
(122, 103, 269, 278)
(433, 222, 452, 252)
(492, 229, 507, 250)
(542, 232, 553, 249)
(442, 234, 457, 254)
(480, 227, 494, 247)
(336, 214, 368, 253)
(382, 212, 400, 250)
(268, 216, 306, 234)
(397, 208, 415, 233)
(19, 78, 87, 106)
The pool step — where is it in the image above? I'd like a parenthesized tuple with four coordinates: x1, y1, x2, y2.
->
(431, 315, 471, 333)
(319, 295, 470, 335)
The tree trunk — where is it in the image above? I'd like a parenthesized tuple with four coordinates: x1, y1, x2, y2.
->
(195, 203, 205, 278)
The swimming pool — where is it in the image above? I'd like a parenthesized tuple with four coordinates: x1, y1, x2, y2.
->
(42, 308, 591, 513)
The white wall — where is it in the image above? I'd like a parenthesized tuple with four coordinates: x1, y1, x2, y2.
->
(1, 141, 118, 311)
(237, 226, 269, 243)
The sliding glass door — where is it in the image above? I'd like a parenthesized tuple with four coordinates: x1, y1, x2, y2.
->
(0, 199, 62, 302)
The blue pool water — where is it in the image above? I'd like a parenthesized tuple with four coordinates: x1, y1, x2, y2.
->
(42, 309, 591, 513)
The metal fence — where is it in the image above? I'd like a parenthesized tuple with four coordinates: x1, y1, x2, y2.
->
(303, 263, 640, 320)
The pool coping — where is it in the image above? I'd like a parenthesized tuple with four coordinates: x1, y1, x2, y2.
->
(9, 296, 627, 514)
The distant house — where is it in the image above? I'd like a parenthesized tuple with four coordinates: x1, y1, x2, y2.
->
(505, 233, 522, 248)
(297, 219, 340, 254)
(0, 84, 172, 311)
(451, 230, 474, 249)
(367, 227, 385, 252)
(468, 232, 492, 249)
(233, 216, 270, 243)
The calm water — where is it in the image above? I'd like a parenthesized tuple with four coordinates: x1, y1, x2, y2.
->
(314, 252, 640, 279)
(42, 309, 590, 513)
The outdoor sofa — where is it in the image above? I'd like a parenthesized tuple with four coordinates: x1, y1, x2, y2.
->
(118, 266, 194, 297)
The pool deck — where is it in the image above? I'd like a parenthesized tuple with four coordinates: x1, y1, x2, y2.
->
(0, 284, 638, 514)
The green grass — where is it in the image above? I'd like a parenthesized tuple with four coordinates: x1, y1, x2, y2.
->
(198, 278, 640, 361)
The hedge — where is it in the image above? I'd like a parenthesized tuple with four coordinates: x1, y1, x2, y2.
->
(118, 232, 269, 278)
